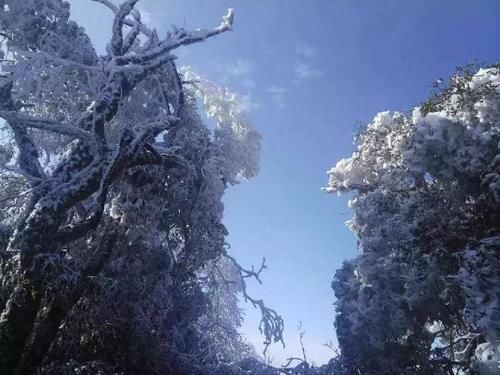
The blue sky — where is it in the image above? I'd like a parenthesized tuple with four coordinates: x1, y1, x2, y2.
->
(70, 0, 500, 365)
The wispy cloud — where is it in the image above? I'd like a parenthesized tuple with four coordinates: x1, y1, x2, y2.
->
(224, 59, 255, 78)
(296, 44, 318, 59)
(295, 61, 323, 81)
(294, 43, 323, 83)
(241, 78, 256, 90)
(238, 93, 260, 112)
(213, 59, 256, 90)
(268, 86, 286, 108)
(213, 59, 259, 111)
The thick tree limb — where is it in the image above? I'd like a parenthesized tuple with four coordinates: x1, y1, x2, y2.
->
(111, 0, 140, 56)
(92, 0, 154, 38)
(0, 111, 93, 140)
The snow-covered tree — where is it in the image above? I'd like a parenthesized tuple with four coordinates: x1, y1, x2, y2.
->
(0, 1, 283, 373)
(327, 64, 500, 374)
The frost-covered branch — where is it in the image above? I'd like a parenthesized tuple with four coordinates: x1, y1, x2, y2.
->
(225, 254, 284, 355)
(113, 8, 234, 66)
(92, 0, 154, 38)
(122, 18, 141, 54)
(226, 253, 266, 283)
(0, 111, 93, 140)
(111, 0, 140, 56)
(19, 50, 100, 70)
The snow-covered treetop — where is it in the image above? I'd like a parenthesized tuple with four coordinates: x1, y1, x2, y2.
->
(327, 66, 500, 199)
(182, 67, 261, 183)
(327, 64, 500, 374)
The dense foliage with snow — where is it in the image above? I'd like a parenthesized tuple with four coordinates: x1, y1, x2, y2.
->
(0, 1, 285, 373)
(327, 65, 500, 374)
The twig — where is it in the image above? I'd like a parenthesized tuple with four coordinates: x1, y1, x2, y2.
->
(297, 321, 307, 363)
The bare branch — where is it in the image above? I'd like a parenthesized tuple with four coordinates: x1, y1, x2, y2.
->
(225, 254, 266, 284)
(297, 321, 307, 363)
(224, 253, 284, 356)
(282, 357, 305, 369)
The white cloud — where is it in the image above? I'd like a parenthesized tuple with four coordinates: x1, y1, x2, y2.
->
(296, 44, 317, 58)
(268, 86, 286, 108)
(224, 59, 255, 78)
(211, 60, 259, 111)
(213, 59, 257, 92)
(294, 61, 323, 81)
(268, 86, 286, 95)
(241, 78, 256, 89)
(239, 93, 260, 112)
(294, 43, 323, 83)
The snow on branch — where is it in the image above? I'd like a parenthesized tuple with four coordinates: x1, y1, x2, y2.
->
(225, 253, 284, 355)
(0, 111, 93, 140)
(113, 8, 235, 66)
(20, 50, 100, 71)
(111, 0, 140, 56)
(226, 253, 266, 283)
(92, 0, 154, 38)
